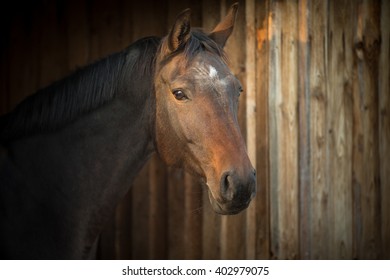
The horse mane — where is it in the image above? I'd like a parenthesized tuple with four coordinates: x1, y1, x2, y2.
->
(1, 29, 224, 142)
(0, 36, 160, 142)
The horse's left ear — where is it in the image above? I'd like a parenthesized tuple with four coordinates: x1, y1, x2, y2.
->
(209, 2, 239, 48)
(168, 8, 192, 52)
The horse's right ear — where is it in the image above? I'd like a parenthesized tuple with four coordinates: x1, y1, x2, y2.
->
(167, 9, 192, 52)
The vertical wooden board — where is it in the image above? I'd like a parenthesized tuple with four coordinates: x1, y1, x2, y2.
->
(66, 0, 89, 71)
(131, 0, 168, 40)
(326, 0, 353, 259)
(245, 0, 257, 260)
(298, 0, 311, 260)
(255, 0, 270, 260)
(202, 190, 221, 259)
(183, 173, 203, 259)
(38, 1, 68, 88)
(278, 0, 299, 259)
(91, 0, 123, 58)
(309, 0, 329, 260)
(201, 0, 221, 32)
(167, 168, 186, 259)
(120, 0, 133, 48)
(269, 0, 299, 259)
(201, 0, 222, 260)
(8, 14, 35, 109)
(87, 0, 121, 60)
(379, 0, 390, 260)
(148, 155, 168, 259)
(221, 213, 246, 259)
(167, 0, 201, 29)
(353, 0, 381, 259)
(220, 0, 247, 260)
(268, 0, 282, 259)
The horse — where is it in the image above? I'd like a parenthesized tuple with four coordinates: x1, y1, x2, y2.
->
(0, 3, 256, 259)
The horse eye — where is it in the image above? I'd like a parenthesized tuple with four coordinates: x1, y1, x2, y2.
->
(172, 89, 187, 101)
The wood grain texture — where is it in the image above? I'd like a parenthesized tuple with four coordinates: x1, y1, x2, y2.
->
(327, 0, 354, 259)
(379, 0, 390, 260)
(255, 0, 270, 260)
(269, 0, 299, 259)
(298, 0, 311, 260)
(309, 0, 329, 260)
(353, 0, 381, 259)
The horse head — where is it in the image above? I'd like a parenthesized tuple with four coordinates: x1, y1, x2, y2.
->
(153, 3, 256, 215)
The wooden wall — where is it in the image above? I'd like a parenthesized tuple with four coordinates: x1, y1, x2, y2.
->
(0, 0, 389, 259)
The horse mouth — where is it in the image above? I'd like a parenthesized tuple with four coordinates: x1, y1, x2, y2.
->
(207, 190, 252, 215)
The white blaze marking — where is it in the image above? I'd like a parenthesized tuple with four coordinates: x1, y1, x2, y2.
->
(209, 65, 218, 78)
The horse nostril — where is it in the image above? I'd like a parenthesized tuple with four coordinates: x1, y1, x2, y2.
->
(220, 171, 235, 201)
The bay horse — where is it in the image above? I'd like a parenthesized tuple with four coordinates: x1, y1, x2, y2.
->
(0, 3, 256, 259)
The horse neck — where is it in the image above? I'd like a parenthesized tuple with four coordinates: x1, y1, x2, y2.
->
(2, 58, 156, 259)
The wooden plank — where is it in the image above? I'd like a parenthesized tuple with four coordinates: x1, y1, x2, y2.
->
(326, 0, 354, 259)
(8, 14, 33, 108)
(379, 0, 390, 260)
(298, 0, 311, 260)
(66, 0, 89, 71)
(131, 0, 168, 40)
(167, 168, 185, 259)
(183, 173, 203, 259)
(269, 0, 299, 259)
(255, 0, 270, 260)
(268, 0, 282, 259)
(202, 189, 221, 259)
(245, 0, 257, 260)
(353, 0, 381, 259)
(279, 0, 299, 259)
(309, 0, 329, 260)
(39, 1, 68, 88)
(148, 155, 168, 259)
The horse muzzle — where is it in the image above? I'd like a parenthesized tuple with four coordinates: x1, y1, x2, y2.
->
(208, 169, 256, 215)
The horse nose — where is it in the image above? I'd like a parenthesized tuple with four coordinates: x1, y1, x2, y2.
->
(220, 169, 256, 204)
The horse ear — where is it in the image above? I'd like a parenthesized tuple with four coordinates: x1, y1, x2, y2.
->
(168, 9, 192, 52)
(209, 2, 239, 48)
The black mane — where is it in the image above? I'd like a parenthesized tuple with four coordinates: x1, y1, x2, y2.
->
(0, 29, 223, 143)
(0, 37, 160, 142)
